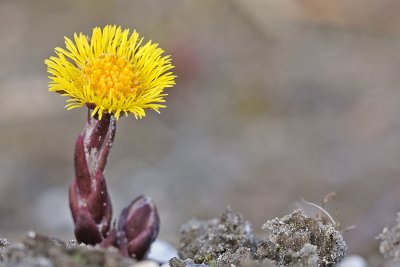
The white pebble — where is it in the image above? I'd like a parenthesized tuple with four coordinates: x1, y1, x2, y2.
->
(27, 231, 36, 239)
(338, 255, 368, 267)
(132, 260, 159, 267)
(147, 240, 178, 264)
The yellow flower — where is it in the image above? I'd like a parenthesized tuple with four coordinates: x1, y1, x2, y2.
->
(45, 25, 175, 120)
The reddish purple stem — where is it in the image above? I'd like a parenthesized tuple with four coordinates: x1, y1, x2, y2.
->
(68, 108, 160, 259)
(69, 110, 116, 245)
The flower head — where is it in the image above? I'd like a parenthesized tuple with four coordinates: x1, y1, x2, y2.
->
(45, 25, 175, 119)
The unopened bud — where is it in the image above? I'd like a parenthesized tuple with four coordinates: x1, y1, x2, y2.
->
(117, 195, 160, 259)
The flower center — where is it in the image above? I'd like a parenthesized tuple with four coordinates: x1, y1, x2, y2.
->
(82, 55, 142, 99)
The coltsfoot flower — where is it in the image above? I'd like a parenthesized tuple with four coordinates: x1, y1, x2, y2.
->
(45, 25, 174, 259)
(45, 25, 175, 119)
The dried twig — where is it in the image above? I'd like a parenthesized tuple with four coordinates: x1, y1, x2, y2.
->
(301, 198, 336, 226)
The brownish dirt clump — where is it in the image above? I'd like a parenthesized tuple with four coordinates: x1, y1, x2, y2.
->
(174, 208, 346, 266)
(379, 212, 400, 261)
(0, 233, 136, 267)
(258, 209, 346, 266)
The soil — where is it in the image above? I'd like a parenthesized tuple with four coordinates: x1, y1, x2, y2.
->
(177, 207, 256, 265)
(258, 209, 346, 266)
(2, 208, 399, 267)
(172, 208, 346, 266)
(0, 232, 137, 267)
(378, 212, 400, 261)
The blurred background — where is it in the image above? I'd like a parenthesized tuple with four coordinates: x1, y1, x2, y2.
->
(1, 0, 400, 262)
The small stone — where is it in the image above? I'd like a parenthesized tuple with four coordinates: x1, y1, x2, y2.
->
(147, 240, 178, 264)
(0, 238, 10, 262)
(0, 239, 9, 247)
(31, 256, 53, 267)
(132, 260, 159, 267)
(27, 231, 36, 239)
(169, 257, 186, 267)
(338, 255, 368, 267)
(168, 257, 211, 267)
(66, 240, 78, 249)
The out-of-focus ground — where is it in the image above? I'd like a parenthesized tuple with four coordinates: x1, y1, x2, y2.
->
(1, 0, 400, 261)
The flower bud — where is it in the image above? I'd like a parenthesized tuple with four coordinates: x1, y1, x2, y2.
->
(117, 195, 160, 259)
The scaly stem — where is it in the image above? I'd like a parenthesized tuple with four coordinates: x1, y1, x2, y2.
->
(69, 109, 116, 245)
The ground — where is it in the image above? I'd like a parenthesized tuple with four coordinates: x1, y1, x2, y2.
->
(1, 207, 399, 266)
(173, 208, 346, 266)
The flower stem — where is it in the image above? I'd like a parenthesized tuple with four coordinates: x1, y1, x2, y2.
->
(69, 109, 116, 245)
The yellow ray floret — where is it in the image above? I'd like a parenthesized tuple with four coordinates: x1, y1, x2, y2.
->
(45, 25, 176, 120)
